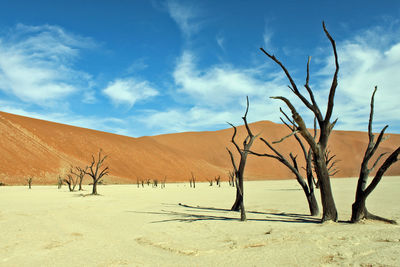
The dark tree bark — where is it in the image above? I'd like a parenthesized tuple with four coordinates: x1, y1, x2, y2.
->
(351, 87, 400, 224)
(260, 22, 339, 222)
(227, 97, 259, 221)
(85, 149, 109, 195)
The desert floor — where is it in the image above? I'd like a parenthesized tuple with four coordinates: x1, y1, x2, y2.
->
(1, 177, 399, 267)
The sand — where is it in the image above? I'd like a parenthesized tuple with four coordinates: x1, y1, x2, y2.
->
(1, 177, 399, 266)
(1, 111, 400, 185)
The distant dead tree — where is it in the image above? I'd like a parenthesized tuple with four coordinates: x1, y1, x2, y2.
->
(161, 176, 166, 188)
(27, 177, 33, 189)
(64, 170, 78, 192)
(248, 110, 320, 216)
(57, 175, 63, 189)
(260, 22, 339, 222)
(351, 87, 400, 224)
(189, 172, 196, 188)
(71, 166, 88, 191)
(153, 179, 158, 187)
(215, 176, 221, 187)
(207, 178, 213, 186)
(227, 96, 259, 221)
(84, 149, 109, 195)
(228, 171, 235, 187)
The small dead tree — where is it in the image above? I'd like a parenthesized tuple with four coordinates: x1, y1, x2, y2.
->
(27, 177, 32, 189)
(161, 176, 166, 188)
(227, 97, 259, 221)
(71, 166, 87, 191)
(228, 171, 235, 187)
(351, 87, 400, 224)
(189, 172, 196, 188)
(153, 179, 158, 187)
(85, 150, 109, 195)
(57, 175, 63, 189)
(63, 171, 78, 192)
(207, 178, 213, 186)
(215, 176, 221, 187)
(260, 22, 339, 222)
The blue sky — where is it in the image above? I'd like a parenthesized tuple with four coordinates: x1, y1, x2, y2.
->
(0, 0, 399, 137)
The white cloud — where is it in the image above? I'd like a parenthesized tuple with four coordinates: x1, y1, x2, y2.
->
(316, 27, 400, 132)
(102, 78, 158, 108)
(135, 50, 297, 135)
(173, 51, 288, 107)
(0, 24, 94, 106)
(166, 0, 200, 38)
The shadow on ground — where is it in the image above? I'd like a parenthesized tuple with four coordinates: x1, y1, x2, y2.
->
(128, 203, 323, 224)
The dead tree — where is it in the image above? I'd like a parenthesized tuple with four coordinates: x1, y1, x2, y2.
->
(161, 176, 166, 188)
(260, 22, 339, 222)
(85, 150, 109, 195)
(249, 111, 320, 216)
(351, 87, 400, 224)
(71, 166, 87, 191)
(215, 176, 221, 187)
(57, 175, 63, 189)
(63, 171, 78, 192)
(27, 177, 32, 189)
(227, 97, 259, 221)
(189, 172, 196, 188)
(228, 171, 235, 187)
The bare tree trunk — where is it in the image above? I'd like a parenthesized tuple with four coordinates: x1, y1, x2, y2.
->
(350, 88, 399, 224)
(227, 97, 258, 221)
(92, 180, 98, 195)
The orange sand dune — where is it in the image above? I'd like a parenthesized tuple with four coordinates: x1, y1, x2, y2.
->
(0, 111, 399, 185)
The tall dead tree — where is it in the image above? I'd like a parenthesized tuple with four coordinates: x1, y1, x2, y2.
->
(249, 111, 320, 216)
(351, 87, 400, 224)
(227, 97, 259, 221)
(85, 150, 109, 195)
(260, 22, 339, 222)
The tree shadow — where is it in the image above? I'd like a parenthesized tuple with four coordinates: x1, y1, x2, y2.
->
(128, 203, 321, 224)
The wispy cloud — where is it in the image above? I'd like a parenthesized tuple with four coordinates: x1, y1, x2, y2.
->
(0, 24, 95, 106)
(166, 0, 201, 38)
(216, 35, 224, 50)
(102, 77, 158, 108)
(316, 24, 400, 132)
(263, 23, 274, 50)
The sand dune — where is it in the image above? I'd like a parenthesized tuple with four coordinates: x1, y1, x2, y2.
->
(0, 111, 399, 185)
(0, 178, 399, 266)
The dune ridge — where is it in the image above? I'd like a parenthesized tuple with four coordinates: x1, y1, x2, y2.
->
(0, 111, 399, 185)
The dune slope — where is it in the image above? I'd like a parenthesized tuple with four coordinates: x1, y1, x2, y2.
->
(0, 111, 399, 185)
